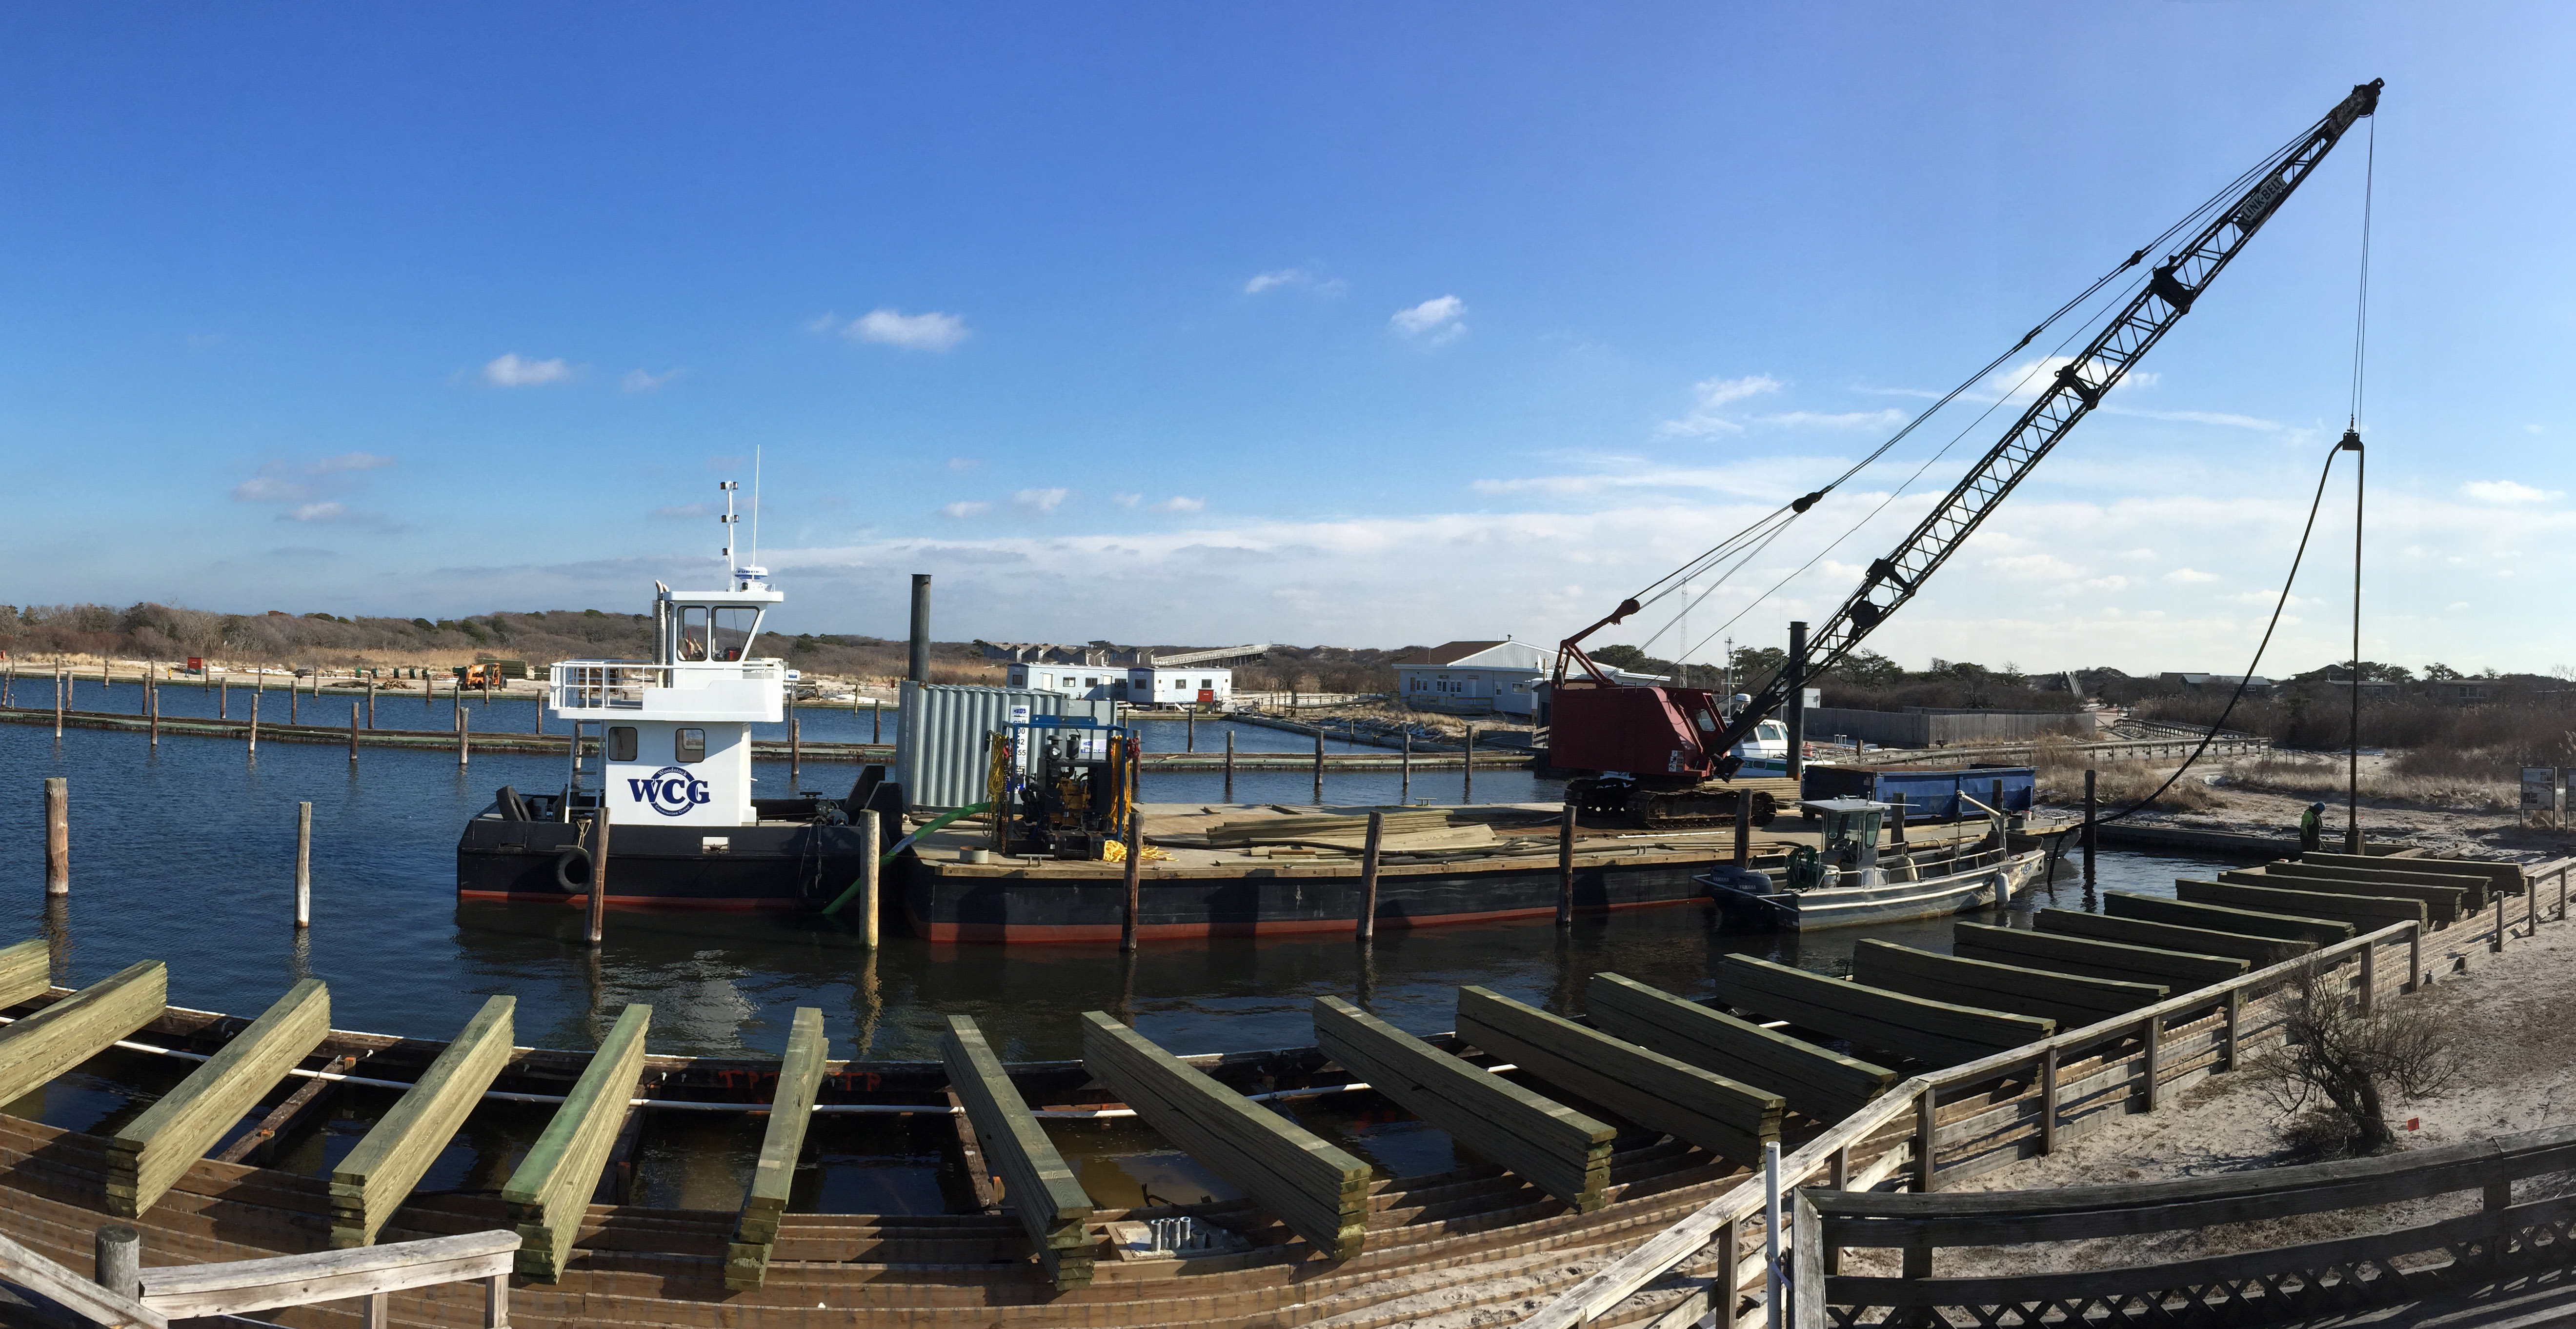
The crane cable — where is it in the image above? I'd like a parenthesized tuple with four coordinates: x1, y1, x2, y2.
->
(2098, 115, 2376, 826)
(1628, 118, 2318, 623)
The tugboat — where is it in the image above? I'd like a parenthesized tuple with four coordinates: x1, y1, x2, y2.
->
(1699, 796, 2046, 930)
(454, 483, 901, 910)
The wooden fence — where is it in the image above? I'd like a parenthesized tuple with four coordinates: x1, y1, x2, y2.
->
(1519, 855, 2576, 1329)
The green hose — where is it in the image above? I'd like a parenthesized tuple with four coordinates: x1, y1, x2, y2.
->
(820, 800, 992, 917)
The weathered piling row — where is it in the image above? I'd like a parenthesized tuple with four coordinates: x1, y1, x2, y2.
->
(1585, 972, 1895, 1125)
(1850, 939, 2166, 1027)
(0, 961, 169, 1104)
(106, 979, 331, 1219)
(1314, 995, 1613, 1212)
(2104, 890, 2355, 946)
(1454, 985, 1781, 1166)
(1081, 1010, 1373, 1259)
(938, 1015, 1093, 1289)
(1707, 953, 2053, 1065)
(1952, 923, 2248, 989)
(331, 995, 517, 1248)
(2034, 906, 2317, 967)
(730, 1007, 833, 1291)
(2175, 878, 2427, 933)
(504, 1003, 651, 1281)
(2219, 866, 2463, 924)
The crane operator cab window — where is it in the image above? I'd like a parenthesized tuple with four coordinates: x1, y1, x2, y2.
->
(711, 607, 758, 662)
(678, 606, 710, 662)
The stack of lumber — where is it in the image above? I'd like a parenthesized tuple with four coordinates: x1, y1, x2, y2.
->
(1185, 809, 1496, 855)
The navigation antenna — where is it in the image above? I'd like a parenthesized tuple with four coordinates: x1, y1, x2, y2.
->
(750, 446, 762, 571)
(718, 480, 740, 574)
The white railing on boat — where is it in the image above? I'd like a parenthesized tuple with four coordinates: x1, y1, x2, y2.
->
(548, 658, 786, 710)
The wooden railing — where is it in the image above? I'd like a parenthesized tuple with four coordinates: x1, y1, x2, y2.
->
(1521, 856, 2574, 1329)
(0, 1228, 517, 1329)
(1797, 1125, 2576, 1326)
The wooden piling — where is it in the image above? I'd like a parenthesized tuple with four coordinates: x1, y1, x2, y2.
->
(585, 816, 609, 946)
(1120, 808, 1141, 954)
(148, 674, 159, 748)
(1463, 726, 1475, 804)
(1223, 730, 1235, 803)
(1186, 711, 1195, 753)
(295, 802, 311, 929)
(53, 669, 63, 739)
(457, 709, 470, 768)
(790, 718, 801, 786)
(1311, 731, 1324, 805)
(872, 699, 881, 744)
(1357, 812, 1383, 942)
(860, 809, 881, 950)
(44, 778, 69, 896)
(1400, 729, 1412, 804)
(347, 703, 358, 764)
(365, 677, 375, 729)
(2082, 769, 2098, 881)
(94, 1225, 139, 1301)
(248, 693, 259, 754)
(1732, 790, 1751, 867)
(1556, 805, 1575, 927)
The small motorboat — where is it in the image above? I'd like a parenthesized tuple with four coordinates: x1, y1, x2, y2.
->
(1699, 796, 2046, 931)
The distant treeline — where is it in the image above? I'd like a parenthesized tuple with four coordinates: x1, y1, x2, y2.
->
(0, 601, 1417, 692)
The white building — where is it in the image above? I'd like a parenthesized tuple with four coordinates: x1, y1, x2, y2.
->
(1126, 665, 1232, 708)
(1002, 662, 1233, 708)
(1394, 640, 1553, 718)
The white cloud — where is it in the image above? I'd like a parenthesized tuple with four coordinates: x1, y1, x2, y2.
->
(803, 312, 841, 333)
(2163, 567, 2221, 583)
(1158, 496, 1206, 512)
(483, 353, 573, 387)
(311, 451, 396, 473)
(847, 308, 970, 351)
(1656, 374, 1784, 438)
(1390, 295, 1466, 344)
(283, 502, 347, 522)
(1757, 409, 1908, 430)
(938, 501, 991, 519)
(232, 476, 308, 503)
(946, 457, 982, 472)
(2107, 407, 2282, 432)
(1245, 267, 1344, 296)
(2526, 424, 2546, 436)
(1113, 493, 1142, 508)
(1014, 487, 1069, 513)
(2461, 480, 2559, 504)
(622, 367, 684, 392)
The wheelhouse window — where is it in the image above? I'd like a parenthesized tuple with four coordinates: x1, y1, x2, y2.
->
(711, 607, 758, 662)
(675, 728, 706, 763)
(677, 606, 710, 661)
(608, 726, 638, 762)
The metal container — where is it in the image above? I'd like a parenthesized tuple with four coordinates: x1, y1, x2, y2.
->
(896, 683, 1101, 811)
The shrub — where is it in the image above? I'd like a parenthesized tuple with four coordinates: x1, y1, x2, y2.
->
(2254, 967, 2456, 1158)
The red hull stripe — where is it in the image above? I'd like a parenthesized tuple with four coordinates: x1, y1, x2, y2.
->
(454, 890, 804, 911)
(911, 895, 1697, 944)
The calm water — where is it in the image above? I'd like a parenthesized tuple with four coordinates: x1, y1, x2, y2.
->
(1, 682, 2225, 1062)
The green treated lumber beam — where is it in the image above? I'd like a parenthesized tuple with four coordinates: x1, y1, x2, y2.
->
(0, 940, 49, 1011)
(1586, 973, 1894, 1125)
(1850, 940, 2165, 1027)
(0, 961, 166, 1107)
(2221, 868, 2460, 925)
(1082, 1011, 1371, 1259)
(726, 1008, 833, 1291)
(1455, 986, 1780, 1166)
(2260, 861, 2488, 913)
(1707, 954, 2052, 1066)
(1953, 923, 2245, 990)
(1315, 997, 1612, 1212)
(2306, 851, 2524, 896)
(2035, 908, 2316, 968)
(2175, 879, 2426, 933)
(2103, 891, 2353, 947)
(942, 1015, 1093, 1289)
(108, 979, 330, 1219)
(503, 1003, 651, 1282)
(330, 995, 516, 1248)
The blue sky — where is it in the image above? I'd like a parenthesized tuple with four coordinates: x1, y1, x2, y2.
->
(4, 3, 2570, 674)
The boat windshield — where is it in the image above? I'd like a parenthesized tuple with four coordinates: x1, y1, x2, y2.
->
(712, 607, 759, 662)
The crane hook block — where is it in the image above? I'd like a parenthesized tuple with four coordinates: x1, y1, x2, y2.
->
(2149, 263, 2197, 314)
(1791, 489, 1826, 514)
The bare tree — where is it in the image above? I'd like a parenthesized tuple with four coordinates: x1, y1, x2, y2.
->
(2255, 965, 2457, 1157)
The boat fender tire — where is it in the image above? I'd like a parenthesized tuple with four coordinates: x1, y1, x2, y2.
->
(555, 846, 594, 891)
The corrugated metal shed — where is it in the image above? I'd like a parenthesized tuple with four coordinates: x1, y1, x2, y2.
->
(894, 683, 1115, 811)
